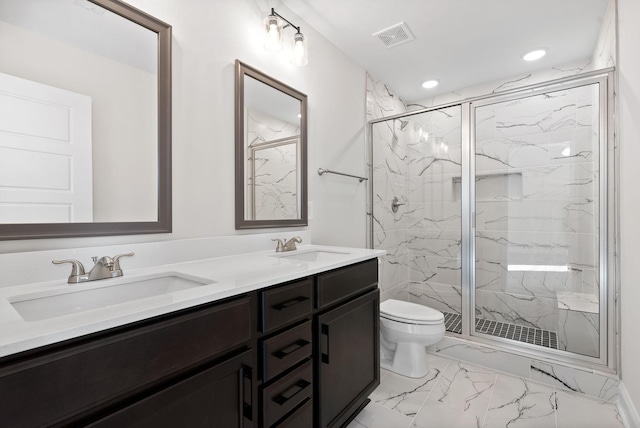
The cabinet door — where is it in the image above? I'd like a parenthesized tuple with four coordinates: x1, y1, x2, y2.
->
(87, 349, 255, 428)
(316, 289, 379, 428)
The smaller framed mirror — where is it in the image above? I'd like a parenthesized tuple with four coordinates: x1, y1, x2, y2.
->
(235, 60, 307, 229)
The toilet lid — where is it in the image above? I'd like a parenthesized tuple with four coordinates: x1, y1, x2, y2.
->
(380, 299, 444, 324)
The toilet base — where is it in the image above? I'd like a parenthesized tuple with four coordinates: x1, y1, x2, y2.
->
(380, 341, 429, 378)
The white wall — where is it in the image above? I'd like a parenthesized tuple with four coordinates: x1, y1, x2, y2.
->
(618, 0, 640, 416)
(0, 0, 368, 253)
(0, 19, 157, 222)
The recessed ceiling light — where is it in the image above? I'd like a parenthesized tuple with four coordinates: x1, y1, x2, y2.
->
(522, 49, 547, 61)
(421, 79, 439, 89)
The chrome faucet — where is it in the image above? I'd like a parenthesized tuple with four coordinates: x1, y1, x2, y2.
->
(52, 252, 134, 284)
(272, 236, 302, 252)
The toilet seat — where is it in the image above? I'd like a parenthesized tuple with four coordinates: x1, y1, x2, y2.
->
(380, 299, 444, 325)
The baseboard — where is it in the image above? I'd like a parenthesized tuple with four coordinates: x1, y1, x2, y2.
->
(618, 382, 640, 428)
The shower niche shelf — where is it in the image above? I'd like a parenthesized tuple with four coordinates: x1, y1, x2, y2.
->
(453, 171, 523, 201)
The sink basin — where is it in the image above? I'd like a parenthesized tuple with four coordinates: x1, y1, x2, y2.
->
(275, 249, 349, 262)
(9, 272, 213, 322)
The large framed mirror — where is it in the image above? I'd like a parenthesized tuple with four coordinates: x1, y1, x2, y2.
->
(0, 0, 171, 240)
(235, 60, 307, 229)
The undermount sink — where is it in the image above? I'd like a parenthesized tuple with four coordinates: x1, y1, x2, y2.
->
(275, 249, 349, 262)
(9, 272, 213, 322)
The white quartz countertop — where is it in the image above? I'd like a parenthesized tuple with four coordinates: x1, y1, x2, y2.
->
(0, 245, 385, 358)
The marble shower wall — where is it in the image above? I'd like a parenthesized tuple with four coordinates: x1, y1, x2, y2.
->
(367, 73, 411, 301)
(593, 0, 617, 69)
(368, 73, 463, 309)
(368, 65, 603, 350)
(473, 84, 601, 342)
(246, 109, 299, 220)
(404, 107, 463, 314)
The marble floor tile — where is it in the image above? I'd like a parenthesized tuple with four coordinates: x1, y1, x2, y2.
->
(413, 399, 485, 428)
(555, 389, 624, 428)
(345, 402, 414, 428)
(357, 355, 623, 428)
(370, 355, 450, 417)
(427, 360, 497, 418)
(530, 361, 620, 402)
(482, 374, 556, 428)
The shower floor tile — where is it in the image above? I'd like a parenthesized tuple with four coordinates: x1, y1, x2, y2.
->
(346, 355, 623, 428)
(443, 311, 558, 350)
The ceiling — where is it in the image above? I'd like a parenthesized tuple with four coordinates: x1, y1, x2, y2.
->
(282, 0, 610, 102)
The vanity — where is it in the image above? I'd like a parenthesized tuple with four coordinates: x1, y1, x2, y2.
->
(0, 246, 382, 428)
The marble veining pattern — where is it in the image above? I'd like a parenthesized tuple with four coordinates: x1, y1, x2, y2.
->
(530, 361, 619, 402)
(367, 9, 613, 382)
(246, 108, 300, 220)
(347, 354, 623, 428)
(483, 375, 556, 428)
(369, 72, 602, 352)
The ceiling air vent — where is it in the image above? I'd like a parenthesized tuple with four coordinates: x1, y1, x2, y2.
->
(372, 22, 414, 48)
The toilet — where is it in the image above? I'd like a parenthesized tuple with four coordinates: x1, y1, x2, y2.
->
(379, 299, 445, 378)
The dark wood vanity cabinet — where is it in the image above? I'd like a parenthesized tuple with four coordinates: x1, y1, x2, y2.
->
(258, 259, 379, 428)
(0, 258, 379, 428)
(259, 278, 314, 427)
(0, 295, 257, 428)
(315, 259, 380, 428)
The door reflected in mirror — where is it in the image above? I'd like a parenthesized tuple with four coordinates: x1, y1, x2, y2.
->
(235, 60, 307, 229)
(0, 0, 171, 239)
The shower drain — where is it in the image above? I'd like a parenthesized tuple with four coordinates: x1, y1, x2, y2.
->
(443, 312, 558, 349)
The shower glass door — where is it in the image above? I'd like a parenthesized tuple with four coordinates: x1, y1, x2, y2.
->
(471, 79, 605, 361)
(371, 105, 463, 334)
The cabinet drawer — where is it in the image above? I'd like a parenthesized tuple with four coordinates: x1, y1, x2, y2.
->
(316, 259, 378, 309)
(276, 398, 313, 428)
(262, 279, 313, 333)
(86, 349, 254, 428)
(262, 360, 313, 427)
(262, 321, 312, 382)
(0, 296, 253, 428)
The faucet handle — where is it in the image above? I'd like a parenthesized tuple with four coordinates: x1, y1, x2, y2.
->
(272, 239, 285, 252)
(52, 259, 86, 283)
(112, 252, 134, 271)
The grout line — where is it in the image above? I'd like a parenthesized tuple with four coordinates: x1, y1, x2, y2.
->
(407, 357, 451, 427)
(479, 372, 498, 428)
(554, 388, 559, 428)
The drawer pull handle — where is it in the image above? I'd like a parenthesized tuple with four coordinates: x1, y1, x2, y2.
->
(273, 296, 309, 311)
(240, 365, 253, 424)
(321, 324, 330, 364)
(273, 379, 311, 405)
(273, 339, 311, 360)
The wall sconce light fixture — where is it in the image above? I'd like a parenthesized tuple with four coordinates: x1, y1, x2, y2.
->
(263, 8, 308, 66)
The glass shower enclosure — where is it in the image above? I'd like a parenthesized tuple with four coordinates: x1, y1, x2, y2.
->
(369, 71, 615, 369)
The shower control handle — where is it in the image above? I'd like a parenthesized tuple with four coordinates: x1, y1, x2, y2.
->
(391, 196, 405, 213)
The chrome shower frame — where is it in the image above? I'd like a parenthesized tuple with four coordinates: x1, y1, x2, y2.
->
(367, 68, 618, 374)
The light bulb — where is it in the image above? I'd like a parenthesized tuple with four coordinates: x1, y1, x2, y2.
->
(291, 32, 308, 66)
(263, 15, 283, 52)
